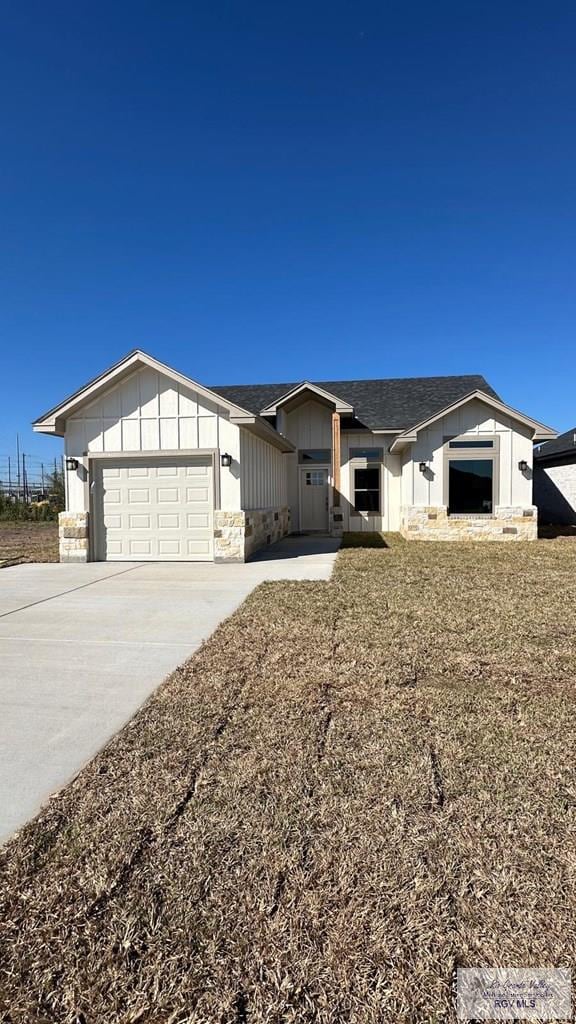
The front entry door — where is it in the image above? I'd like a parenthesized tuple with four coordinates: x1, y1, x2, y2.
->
(299, 467, 329, 532)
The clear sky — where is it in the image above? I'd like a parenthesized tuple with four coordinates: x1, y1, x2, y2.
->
(1, 0, 575, 475)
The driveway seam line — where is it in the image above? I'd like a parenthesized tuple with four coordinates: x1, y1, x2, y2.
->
(0, 564, 146, 621)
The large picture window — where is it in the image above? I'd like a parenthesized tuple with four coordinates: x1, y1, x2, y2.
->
(444, 435, 498, 515)
(354, 467, 380, 512)
(448, 459, 493, 514)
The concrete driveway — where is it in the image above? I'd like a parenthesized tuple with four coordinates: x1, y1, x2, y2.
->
(0, 536, 339, 841)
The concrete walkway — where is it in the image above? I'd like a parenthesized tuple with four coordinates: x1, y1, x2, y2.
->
(0, 536, 340, 841)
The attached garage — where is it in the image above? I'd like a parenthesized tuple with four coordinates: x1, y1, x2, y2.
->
(92, 455, 215, 561)
(32, 350, 295, 563)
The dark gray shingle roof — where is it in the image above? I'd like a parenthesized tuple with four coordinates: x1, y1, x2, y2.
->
(534, 426, 576, 463)
(210, 374, 500, 431)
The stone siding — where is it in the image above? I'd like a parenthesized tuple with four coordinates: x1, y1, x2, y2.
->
(59, 511, 89, 562)
(400, 505, 538, 541)
(329, 506, 344, 538)
(534, 463, 576, 525)
(213, 507, 290, 562)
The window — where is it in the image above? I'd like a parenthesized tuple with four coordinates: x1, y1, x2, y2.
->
(448, 439, 494, 449)
(445, 435, 498, 515)
(349, 447, 383, 461)
(448, 460, 493, 514)
(354, 467, 380, 512)
(305, 470, 325, 486)
(299, 449, 330, 463)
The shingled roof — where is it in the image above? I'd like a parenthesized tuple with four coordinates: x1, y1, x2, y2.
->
(210, 374, 500, 431)
(534, 426, 576, 463)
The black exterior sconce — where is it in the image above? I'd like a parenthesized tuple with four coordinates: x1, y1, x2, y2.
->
(220, 452, 233, 468)
(419, 461, 427, 473)
(65, 457, 79, 471)
(518, 460, 528, 473)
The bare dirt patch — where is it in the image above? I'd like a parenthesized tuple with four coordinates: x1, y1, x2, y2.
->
(0, 520, 58, 567)
(1, 537, 575, 1022)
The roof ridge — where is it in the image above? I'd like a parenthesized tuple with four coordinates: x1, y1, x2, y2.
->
(211, 372, 491, 389)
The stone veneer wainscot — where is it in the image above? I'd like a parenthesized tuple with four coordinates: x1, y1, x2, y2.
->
(213, 507, 291, 562)
(59, 511, 89, 562)
(400, 505, 538, 541)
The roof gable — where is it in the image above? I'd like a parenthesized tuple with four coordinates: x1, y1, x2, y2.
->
(33, 350, 256, 435)
(260, 381, 354, 415)
(389, 390, 557, 451)
(211, 374, 501, 431)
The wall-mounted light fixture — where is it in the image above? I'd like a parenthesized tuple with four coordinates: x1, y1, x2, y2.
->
(518, 460, 528, 473)
(65, 457, 79, 472)
(220, 452, 233, 468)
(419, 461, 427, 474)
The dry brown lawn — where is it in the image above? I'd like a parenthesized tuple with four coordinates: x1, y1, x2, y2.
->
(1, 535, 575, 1022)
(0, 520, 58, 567)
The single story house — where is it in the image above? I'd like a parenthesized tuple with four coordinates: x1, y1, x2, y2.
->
(33, 350, 557, 562)
(533, 427, 576, 525)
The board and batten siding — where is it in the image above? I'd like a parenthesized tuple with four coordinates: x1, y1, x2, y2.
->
(239, 431, 288, 510)
(282, 400, 333, 449)
(64, 367, 241, 514)
(340, 432, 401, 532)
(400, 398, 533, 508)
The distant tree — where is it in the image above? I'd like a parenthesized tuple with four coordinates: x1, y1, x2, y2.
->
(46, 467, 65, 512)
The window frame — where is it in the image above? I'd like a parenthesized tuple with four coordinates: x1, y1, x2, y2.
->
(443, 434, 500, 515)
(298, 449, 331, 464)
(349, 449, 383, 516)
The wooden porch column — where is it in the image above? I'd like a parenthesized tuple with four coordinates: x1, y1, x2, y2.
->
(331, 411, 341, 506)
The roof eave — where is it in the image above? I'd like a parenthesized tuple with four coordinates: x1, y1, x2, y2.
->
(389, 390, 557, 453)
(231, 414, 295, 453)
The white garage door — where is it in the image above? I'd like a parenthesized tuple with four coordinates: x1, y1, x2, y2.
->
(94, 457, 214, 561)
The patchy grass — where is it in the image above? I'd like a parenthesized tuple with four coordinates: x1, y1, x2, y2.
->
(0, 520, 58, 567)
(342, 530, 390, 548)
(1, 538, 576, 1022)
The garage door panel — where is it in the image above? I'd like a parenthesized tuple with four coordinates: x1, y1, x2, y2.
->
(96, 457, 214, 561)
(187, 512, 210, 528)
(158, 513, 180, 528)
(187, 539, 212, 555)
(128, 514, 151, 529)
(128, 488, 150, 503)
(186, 486, 210, 502)
(157, 488, 179, 503)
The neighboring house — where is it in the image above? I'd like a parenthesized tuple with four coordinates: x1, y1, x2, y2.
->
(33, 350, 556, 562)
(533, 427, 576, 525)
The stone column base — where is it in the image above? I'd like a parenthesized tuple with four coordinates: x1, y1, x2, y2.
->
(329, 507, 344, 537)
(59, 511, 89, 562)
(214, 507, 291, 561)
(400, 505, 538, 541)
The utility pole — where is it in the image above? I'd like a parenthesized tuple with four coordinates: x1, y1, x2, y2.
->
(8, 456, 11, 494)
(22, 453, 27, 503)
(16, 434, 21, 500)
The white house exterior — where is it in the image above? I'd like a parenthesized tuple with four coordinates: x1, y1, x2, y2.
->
(533, 427, 576, 525)
(33, 350, 556, 562)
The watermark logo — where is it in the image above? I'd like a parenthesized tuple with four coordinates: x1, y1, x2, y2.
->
(456, 968, 572, 1020)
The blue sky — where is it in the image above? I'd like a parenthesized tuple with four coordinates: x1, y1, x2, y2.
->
(1, 0, 575, 473)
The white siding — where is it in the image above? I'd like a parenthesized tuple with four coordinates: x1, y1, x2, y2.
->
(282, 399, 332, 529)
(284, 400, 332, 448)
(240, 432, 288, 510)
(340, 432, 401, 532)
(400, 398, 534, 509)
(64, 368, 241, 513)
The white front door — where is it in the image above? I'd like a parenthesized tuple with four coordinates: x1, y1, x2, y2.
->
(94, 456, 214, 561)
(299, 467, 329, 532)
